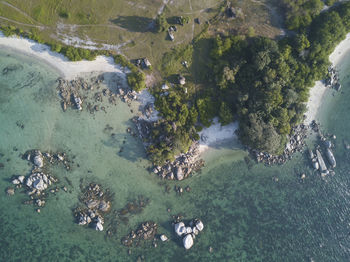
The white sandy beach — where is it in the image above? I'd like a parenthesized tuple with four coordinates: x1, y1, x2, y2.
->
(305, 33, 350, 124)
(0, 32, 125, 80)
(198, 118, 239, 153)
(1, 30, 349, 154)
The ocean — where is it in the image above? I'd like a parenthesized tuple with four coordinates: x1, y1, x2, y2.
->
(1, 46, 350, 262)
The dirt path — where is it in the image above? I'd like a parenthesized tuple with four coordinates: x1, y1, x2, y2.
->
(1, 1, 43, 25)
(0, 15, 45, 29)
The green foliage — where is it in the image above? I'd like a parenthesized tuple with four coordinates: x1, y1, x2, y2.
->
(155, 13, 169, 33)
(281, 0, 324, 31)
(59, 10, 70, 19)
(60, 46, 97, 61)
(219, 102, 234, 125)
(196, 97, 217, 127)
(114, 54, 146, 92)
(127, 71, 146, 92)
(1, 25, 18, 37)
(205, 1, 350, 154)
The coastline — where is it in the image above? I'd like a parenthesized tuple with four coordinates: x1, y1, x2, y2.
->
(198, 118, 239, 153)
(305, 33, 350, 125)
(0, 32, 126, 80)
(2, 30, 349, 156)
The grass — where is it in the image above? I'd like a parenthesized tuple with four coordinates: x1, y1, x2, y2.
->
(0, 0, 284, 87)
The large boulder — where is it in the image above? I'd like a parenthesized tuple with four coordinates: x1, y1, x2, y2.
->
(18, 175, 25, 184)
(160, 234, 168, 242)
(33, 178, 46, 191)
(175, 222, 186, 236)
(195, 220, 204, 231)
(176, 167, 184, 181)
(183, 234, 194, 249)
(94, 222, 103, 231)
(33, 154, 44, 168)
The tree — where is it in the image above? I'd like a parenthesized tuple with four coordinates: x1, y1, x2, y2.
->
(219, 102, 234, 125)
(155, 13, 169, 33)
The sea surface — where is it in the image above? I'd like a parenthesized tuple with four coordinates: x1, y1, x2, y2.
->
(1, 46, 350, 262)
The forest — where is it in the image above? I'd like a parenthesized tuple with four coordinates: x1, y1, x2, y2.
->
(144, 1, 350, 163)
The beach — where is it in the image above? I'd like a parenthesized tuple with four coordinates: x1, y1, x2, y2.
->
(305, 33, 350, 124)
(0, 32, 125, 80)
(1, 30, 350, 153)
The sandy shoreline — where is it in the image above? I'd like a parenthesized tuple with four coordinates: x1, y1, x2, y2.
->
(305, 33, 350, 124)
(0, 32, 126, 80)
(2, 30, 349, 154)
(198, 118, 239, 153)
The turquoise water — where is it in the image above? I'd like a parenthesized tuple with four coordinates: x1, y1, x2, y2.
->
(1, 47, 350, 262)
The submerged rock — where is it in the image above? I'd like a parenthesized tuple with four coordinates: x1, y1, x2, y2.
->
(183, 234, 194, 249)
(6, 187, 15, 195)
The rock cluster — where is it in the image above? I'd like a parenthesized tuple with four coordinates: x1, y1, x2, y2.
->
(23, 149, 71, 171)
(253, 124, 308, 165)
(325, 66, 341, 91)
(57, 74, 137, 114)
(8, 149, 70, 209)
(118, 196, 150, 218)
(134, 118, 204, 180)
(122, 221, 158, 247)
(154, 142, 204, 180)
(134, 58, 151, 69)
(74, 183, 112, 232)
(174, 219, 204, 249)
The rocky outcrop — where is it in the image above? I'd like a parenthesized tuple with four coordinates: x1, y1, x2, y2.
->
(325, 66, 341, 91)
(326, 148, 336, 168)
(253, 124, 308, 165)
(122, 221, 158, 247)
(74, 183, 112, 232)
(174, 218, 204, 249)
(7, 149, 71, 208)
(133, 117, 204, 180)
(57, 74, 137, 114)
(33, 152, 44, 168)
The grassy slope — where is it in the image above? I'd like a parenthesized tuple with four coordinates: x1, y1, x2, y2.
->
(0, 0, 283, 81)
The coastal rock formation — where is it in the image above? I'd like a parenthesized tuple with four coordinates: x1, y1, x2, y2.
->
(253, 124, 308, 165)
(325, 66, 341, 91)
(74, 183, 112, 231)
(33, 152, 44, 168)
(174, 218, 204, 249)
(57, 73, 137, 114)
(134, 118, 204, 180)
(122, 221, 158, 247)
(7, 149, 71, 208)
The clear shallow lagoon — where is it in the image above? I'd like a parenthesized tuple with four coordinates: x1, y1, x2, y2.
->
(1, 47, 350, 261)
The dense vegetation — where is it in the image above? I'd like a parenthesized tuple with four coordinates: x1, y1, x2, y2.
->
(208, 1, 350, 153)
(145, 1, 350, 163)
(2, 0, 350, 164)
(280, 0, 341, 31)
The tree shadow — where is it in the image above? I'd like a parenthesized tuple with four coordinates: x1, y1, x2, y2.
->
(110, 16, 154, 32)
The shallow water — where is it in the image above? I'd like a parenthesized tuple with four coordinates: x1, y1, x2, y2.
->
(1, 47, 350, 262)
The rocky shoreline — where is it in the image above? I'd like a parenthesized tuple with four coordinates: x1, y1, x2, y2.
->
(133, 118, 204, 180)
(252, 123, 308, 165)
(325, 66, 341, 91)
(56, 73, 138, 114)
